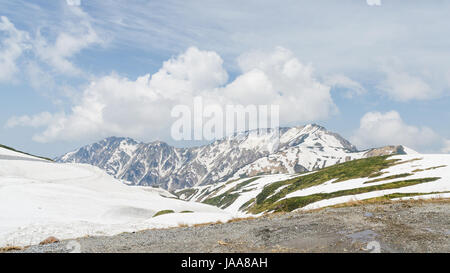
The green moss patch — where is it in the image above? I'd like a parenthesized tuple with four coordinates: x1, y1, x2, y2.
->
(175, 188, 198, 200)
(412, 165, 447, 173)
(153, 210, 175, 217)
(255, 156, 402, 208)
(239, 198, 256, 211)
(367, 171, 388, 178)
(202, 177, 260, 209)
(203, 193, 240, 209)
(250, 177, 440, 213)
(364, 173, 413, 184)
(380, 191, 450, 199)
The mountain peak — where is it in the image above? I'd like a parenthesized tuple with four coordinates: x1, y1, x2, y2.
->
(57, 124, 371, 190)
(149, 140, 169, 146)
(101, 136, 139, 144)
(304, 123, 325, 129)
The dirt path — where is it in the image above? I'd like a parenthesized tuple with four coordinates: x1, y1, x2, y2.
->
(13, 201, 450, 253)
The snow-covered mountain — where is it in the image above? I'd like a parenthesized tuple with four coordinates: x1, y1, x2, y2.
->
(57, 124, 411, 190)
(0, 145, 232, 247)
(1, 142, 447, 248)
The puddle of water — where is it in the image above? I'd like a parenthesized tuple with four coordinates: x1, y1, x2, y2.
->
(347, 229, 378, 242)
(364, 212, 374, 217)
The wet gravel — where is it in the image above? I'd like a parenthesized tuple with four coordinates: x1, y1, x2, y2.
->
(11, 201, 450, 253)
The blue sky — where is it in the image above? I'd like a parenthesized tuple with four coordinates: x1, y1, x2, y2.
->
(1, 0, 450, 157)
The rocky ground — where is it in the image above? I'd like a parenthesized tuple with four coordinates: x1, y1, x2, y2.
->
(8, 200, 450, 253)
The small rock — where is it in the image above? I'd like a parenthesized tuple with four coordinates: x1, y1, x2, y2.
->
(218, 240, 229, 246)
(39, 236, 60, 245)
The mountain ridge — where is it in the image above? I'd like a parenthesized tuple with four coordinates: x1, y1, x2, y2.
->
(56, 124, 412, 190)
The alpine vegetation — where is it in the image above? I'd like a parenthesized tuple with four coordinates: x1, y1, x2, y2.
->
(176, 154, 450, 214)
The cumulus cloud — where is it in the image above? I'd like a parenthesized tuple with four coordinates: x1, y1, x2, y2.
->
(7, 47, 337, 143)
(0, 5, 101, 87)
(367, 0, 381, 6)
(6, 112, 58, 129)
(324, 74, 366, 98)
(25, 61, 55, 90)
(153, 47, 229, 94)
(378, 66, 438, 101)
(34, 7, 102, 76)
(233, 47, 336, 122)
(442, 140, 450, 154)
(0, 16, 30, 83)
(351, 111, 448, 153)
(66, 0, 81, 6)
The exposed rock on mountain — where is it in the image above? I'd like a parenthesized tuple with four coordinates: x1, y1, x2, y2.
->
(57, 124, 413, 190)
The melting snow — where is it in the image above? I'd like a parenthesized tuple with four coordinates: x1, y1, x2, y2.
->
(0, 148, 232, 247)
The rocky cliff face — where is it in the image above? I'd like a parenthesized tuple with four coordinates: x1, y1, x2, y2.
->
(57, 124, 410, 190)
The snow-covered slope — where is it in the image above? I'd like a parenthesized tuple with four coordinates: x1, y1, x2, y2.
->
(176, 154, 450, 215)
(0, 147, 232, 247)
(1, 143, 447, 247)
(57, 124, 410, 190)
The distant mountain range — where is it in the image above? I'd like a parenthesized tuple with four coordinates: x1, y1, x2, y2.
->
(57, 124, 412, 190)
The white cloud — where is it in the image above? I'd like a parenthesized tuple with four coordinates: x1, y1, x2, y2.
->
(25, 61, 55, 90)
(233, 47, 336, 122)
(154, 47, 229, 93)
(324, 74, 366, 98)
(5, 112, 60, 129)
(442, 140, 450, 154)
(7, 0, 450, 92)
(0, 5, 102, 88)
(351, 111, 448, 153)
(66, 0, 81, 6)
(0, 16, 30, 83)
(367, 0, 381, 6)
(34, 7, 102, 76)
(7, 47, 337, 143)
(378, 66, 438, 101)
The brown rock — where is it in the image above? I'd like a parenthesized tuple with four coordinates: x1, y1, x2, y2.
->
(39, 236, 60, 245)
(363, 145, 406, 158)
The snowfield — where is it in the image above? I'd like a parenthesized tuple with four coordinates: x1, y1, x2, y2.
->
(294, 154, 450, 211)
(1, 144, 449, 248)
(0, 147, 233, 248)
(177, 154, 450, 215)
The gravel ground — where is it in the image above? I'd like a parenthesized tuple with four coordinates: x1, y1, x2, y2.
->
(10, 201, 450, 253)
